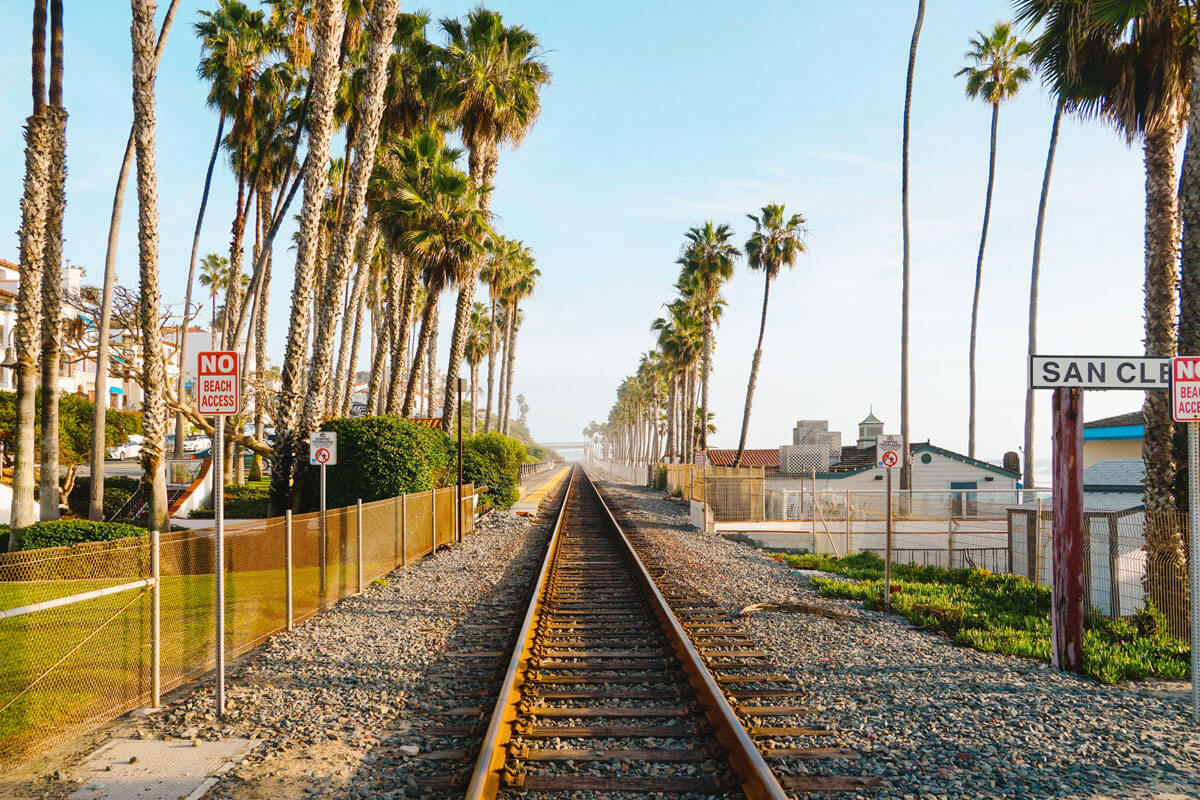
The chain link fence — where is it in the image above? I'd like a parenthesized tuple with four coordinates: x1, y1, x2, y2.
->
(0, 484, 474, 768)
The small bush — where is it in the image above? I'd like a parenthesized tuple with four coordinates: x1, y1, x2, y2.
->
(315, 416, 453, 510)
(461, 432, 527, 510)
(18, 519, 146, 551)
(189, 483, 270, 519)
(68, 476, 140, 520)
(653, 466, 667, 491)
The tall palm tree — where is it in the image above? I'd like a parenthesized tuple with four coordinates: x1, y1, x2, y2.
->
(956, 22, 1031, 458)
(198, 253, 231, 348)
(481, 234, 515, 432)
(437, 7, 550, 428)
(299, 0, 400, 435)
(270, 0, 347, 515)
(464, 300, 489, 434)
(131, 0, 170, 532)
(38, 0, 66, 521)
(372, 129, 490, 418)
(90, 0, 180, 517)
(899, 0, 924, 492)
(12, 0, 51, 542)
(734, 204, 807, 467)
(677, 221, 739, 454)
(500, 250, 538, 435)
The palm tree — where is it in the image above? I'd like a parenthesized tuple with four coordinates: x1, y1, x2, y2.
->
(12, 0, 51, 542)
(481, 235, 515, 432)
(956, 22, 1031, 458)
(500, 249, 538, 435)
(734, 204, 807, 467)
(464, 300, 489, 434)
(677, 221, 739, 454)
(899, 0, 925, 492)
(131, 0, 170, 532)
(372, 129, 490, 418)
(90, 0, 181, 517)
(437, 7, 550, 429)
(270, 0, 347, 515)
(198, 253, 231, 348)
(299, 0, 400, 435)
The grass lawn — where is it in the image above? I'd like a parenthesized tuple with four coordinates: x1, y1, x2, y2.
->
(0, 560, 358, 759)
(771, 551, 1190, 684)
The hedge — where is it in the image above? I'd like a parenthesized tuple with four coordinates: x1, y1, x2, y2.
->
(189, 483, 270, 519)
(67, 476, 140, 520)
(460, 433, 527, 510)
(315, 416, 453, 511)
(18, 520, 147, 551)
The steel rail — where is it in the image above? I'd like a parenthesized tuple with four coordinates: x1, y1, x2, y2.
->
(463, 465, 577, 798)
(583, 470, 790, 800)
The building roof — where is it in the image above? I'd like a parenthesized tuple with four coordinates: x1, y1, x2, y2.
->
(1084, 411, 1143, 429)
(0, 258, 18, 271)
(408, 417, 445, 429)
(705, 449, 779, 468)
(859, 411, 883, 425)
(1082, 459, 1144, 492)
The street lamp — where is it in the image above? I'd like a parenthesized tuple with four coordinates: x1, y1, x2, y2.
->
(456, 376, 467, 543)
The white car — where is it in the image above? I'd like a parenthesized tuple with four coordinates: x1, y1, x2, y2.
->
(183, 435, 211, 454)
(107, 436, 144, 460)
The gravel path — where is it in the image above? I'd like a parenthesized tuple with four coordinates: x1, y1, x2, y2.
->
(594, 476, 1200, 800)
(130, 508, 553, 800)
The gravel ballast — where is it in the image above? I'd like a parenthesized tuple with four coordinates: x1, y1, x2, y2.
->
(594, 475, 1200, 800)
(136, 508, 553, 800)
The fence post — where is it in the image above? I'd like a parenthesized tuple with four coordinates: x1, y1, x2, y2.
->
(285, 510, 293, 631)
(356, 499, 364, 594)
(1006, 510, 1014, 576)
(432, 488, 438, 549)
(400, 493, 408, 566)
(151, 529, 160, 708)
(947, 505, 954, 570)
(1051, 385, 1085, 673)
(1032, 500, 1043, 583)
(1107, 512, 1121, 618)
(845, 490, 852, 553)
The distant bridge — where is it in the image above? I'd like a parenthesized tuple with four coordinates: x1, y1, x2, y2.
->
(541, 441, 588, 451)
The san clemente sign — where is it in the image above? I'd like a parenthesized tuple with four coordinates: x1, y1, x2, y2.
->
(1029, 355, 1169, 391)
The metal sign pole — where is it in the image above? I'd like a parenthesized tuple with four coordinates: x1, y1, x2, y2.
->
(320, 461, 327, 593)
(1189, 421, 1200, 724)
(213, 418, 225, 716)
(884, 466, 893, 611)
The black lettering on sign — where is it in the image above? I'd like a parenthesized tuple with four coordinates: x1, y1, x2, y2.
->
(1041, 360, 1060, 383)
(1087, 362, 1105, 383)
(1118, 362, 1136, 383)
(1064, 362, 1083, 382)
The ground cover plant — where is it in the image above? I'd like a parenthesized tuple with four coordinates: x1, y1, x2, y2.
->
(771, 551, 1189, 684)
(189, 481, 270, 519)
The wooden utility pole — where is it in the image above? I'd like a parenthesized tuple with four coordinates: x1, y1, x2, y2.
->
(1051, 387, 1084, 673)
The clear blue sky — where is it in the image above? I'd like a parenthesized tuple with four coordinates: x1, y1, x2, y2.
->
(0, 1, 1152, 470)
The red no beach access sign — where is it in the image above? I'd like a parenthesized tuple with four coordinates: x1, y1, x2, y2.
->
(197, 351, 241, 416)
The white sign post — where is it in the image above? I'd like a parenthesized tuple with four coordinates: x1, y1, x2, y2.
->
(1170, 356, 1200, 724)
(875, 434, 903, 610)
(197, 352, 240, 717)
(309, 432, 337, 593)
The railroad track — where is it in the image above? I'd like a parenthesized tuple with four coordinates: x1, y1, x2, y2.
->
(464, 465, 879, 798)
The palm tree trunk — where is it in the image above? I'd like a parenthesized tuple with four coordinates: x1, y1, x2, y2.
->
(39, 101, 66, 521)
(12, 119, 50, 540)
(249, 197, 272, 482)
(484, 293, 498, 432)
(1023, 101, 1062, 490)
(269, 0, 346, 515)
(899, 0, 924, 491)
(1143, 120, 1183, 512)
(174, 110, 223, 460)
(1181, 49, 1200, 358)
(501, 305, 516, 434)
(366, 275, 387, 414)
(339, 258, 368, 416)
(425, 301, 439, 416)
(300, 1, 398, 435)
(967, 103, 999, 459)
(381, 253, 402, 413)
(470, 363, 478, 435)
(387, 256, 417, 414)
(443, 145, 498, 428)
(734, 272, 772, 467)
(700, 309, 713, 451)
(496, 308, 509, 431)
(131, 0, 169, 532)
(403, 293, 439, 417)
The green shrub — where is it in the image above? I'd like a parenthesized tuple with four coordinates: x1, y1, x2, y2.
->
(653, 466, 667, 491)
(18, 519, 146, 551)
(314, 416, 453, 510)
(67, 476, 140, 520)
(189, 483, 271, 519)
(461, 432, 527, 510)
